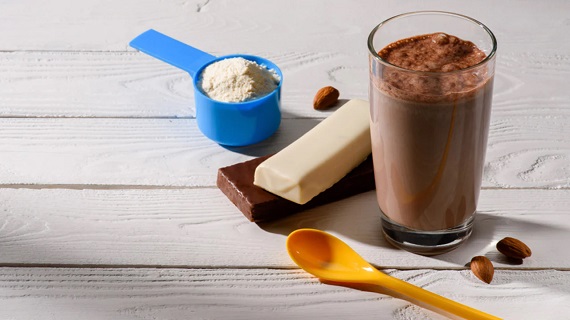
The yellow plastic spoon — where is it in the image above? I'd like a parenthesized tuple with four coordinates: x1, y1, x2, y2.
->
(286, 228, 501, 320)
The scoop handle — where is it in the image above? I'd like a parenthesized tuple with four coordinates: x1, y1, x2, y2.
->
(129, 29, 216, 78)
(377, 273, 501, 320)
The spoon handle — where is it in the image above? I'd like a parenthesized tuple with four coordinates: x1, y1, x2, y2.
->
(129, 29, 216, 78)
(379, 273, 501, 320)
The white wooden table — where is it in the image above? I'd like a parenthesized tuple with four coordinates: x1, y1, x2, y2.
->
(1, 0, 569, 319)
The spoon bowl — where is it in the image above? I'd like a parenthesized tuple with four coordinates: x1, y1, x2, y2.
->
(286, 229, 501, 320)
(287, 227, 380, 282)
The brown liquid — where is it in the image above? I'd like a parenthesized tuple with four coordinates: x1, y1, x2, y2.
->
(370, 33, 493, 231)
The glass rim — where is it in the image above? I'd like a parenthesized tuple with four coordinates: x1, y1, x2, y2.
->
(367, 11, 497, 75)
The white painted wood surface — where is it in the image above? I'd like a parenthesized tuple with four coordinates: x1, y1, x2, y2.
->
(1, 267, 569, 320)
(0, 188, 569, 270)
(0, 0, 569, 319)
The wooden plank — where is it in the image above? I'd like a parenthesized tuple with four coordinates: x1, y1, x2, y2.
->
(0, 50, 569, 119)
(0, 51, 193, 117)
(0, 0, 569, 53)
(0, 116, 568, 188)
(0, 267, 567, 320)
(0, 50, 359, 118)
(0, 118, 289, 186)
(0, 188, 568, 268)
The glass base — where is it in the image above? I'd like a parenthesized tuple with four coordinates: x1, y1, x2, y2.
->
(380, 212, 474, 256)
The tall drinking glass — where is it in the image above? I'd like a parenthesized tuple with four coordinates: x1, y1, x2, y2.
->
(368, 11, 497, 255)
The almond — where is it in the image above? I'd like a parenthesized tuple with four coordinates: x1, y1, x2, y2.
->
(496, 237, 532, 260)
(313, 86, 340, 110)
(470, 256, 494, 284)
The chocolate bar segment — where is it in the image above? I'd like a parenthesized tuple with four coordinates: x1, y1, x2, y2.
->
(217, 155, 375, 222)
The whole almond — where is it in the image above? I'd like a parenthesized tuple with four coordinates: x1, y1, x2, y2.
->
(470, 256, 494, 284)
(496, 237, 532, 259)
(313, 86, 340, 110)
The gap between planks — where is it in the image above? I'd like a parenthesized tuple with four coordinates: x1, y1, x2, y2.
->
(0, 184, 211, 190)
(0, 115, 197, 119)
(1, 262, 568, 272)
(0, 184, 568, 191)
(0, 116, 328, 120)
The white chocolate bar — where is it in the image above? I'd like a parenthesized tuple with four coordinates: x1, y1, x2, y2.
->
(253, 99, 371, 204)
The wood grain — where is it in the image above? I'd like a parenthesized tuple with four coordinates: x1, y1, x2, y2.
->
(0, 0, 569, 53)
(1, 51, 569, 120)
(0, 116, 568, 188)
(0, 188, 568, 269)
(0, 51, 193, 117)
(0, 50, 364, 117)
(0, 267, 567, 320)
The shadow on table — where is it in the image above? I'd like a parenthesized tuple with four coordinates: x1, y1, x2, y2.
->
(221, 109, 322, 157)
(258, 191, 401, 253)
(435, 211, 568, 266)
(320, 280, 462, 320)
(260, 195, 569, 267)
(220, 100, 351, 157)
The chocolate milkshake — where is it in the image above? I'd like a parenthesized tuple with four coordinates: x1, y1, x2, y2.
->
(368, 12, 497, 254)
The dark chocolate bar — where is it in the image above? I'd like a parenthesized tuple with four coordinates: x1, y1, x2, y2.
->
(217, 155, 375, 222)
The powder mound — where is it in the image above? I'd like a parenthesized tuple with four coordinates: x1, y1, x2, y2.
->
(198, 57, 280, 103)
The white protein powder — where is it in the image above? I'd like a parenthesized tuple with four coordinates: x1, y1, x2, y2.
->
(198, 57, 280, 103)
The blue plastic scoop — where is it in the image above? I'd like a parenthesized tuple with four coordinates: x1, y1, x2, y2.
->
(129, 29, 282, 146)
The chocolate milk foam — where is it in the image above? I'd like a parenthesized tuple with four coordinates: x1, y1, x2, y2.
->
(370, 33, 493, 231)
